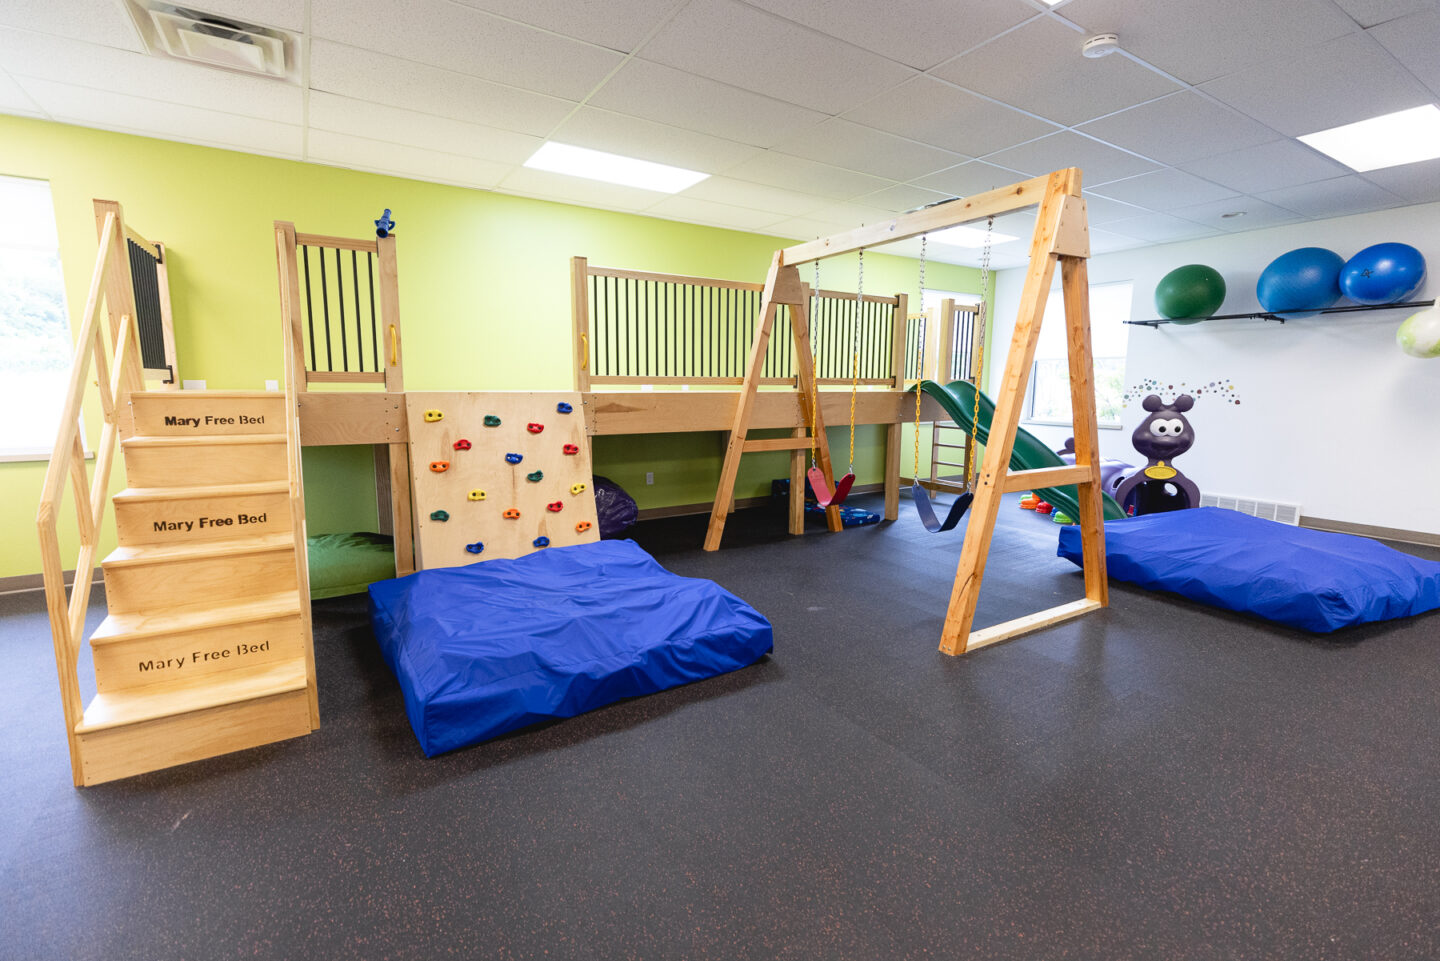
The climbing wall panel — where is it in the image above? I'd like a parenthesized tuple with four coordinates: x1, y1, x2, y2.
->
(404, 392, 600, 569)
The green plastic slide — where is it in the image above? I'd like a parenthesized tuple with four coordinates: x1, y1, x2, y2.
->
(913, 379, 1127, 522)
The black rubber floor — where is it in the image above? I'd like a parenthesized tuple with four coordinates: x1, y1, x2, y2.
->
(4, 494, 1439, 960)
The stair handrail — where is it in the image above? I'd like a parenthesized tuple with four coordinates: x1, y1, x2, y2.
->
(35, 210, 143, 785)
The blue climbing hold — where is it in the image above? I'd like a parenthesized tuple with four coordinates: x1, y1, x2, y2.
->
(557, 402, 573, 414)
(505, 452, 523, 464)
(533, 536, 550, 548)
(465, 541, 484, 554)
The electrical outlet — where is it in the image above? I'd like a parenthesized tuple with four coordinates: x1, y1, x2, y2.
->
(645, 472, 654, 485)
(265, 379, 279, 391)
(182, 379, 206, 390)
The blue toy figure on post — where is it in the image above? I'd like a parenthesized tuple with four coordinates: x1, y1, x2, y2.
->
(1113, 394, 1201, 515)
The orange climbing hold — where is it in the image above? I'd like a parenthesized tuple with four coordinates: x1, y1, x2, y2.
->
(429, 460, 450, 473)
(503, 508, 521, 519)
(575, 521, 592, 533)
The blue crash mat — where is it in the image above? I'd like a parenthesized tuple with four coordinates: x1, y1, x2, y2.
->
(1058, 507, 1440, 633)
(369, 539, 773, 755)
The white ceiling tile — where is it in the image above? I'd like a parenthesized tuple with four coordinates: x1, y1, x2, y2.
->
(1055, 0, 1358, 84)
(1177, 139, 1350, 195)
(1091, 168, 1239, 210)
(771, 118, 964, 182)
(842, 76, 1060, 157)
(1168, 197, 1305, 232)
(0, 69, 43, 116)
(308, 39, 574, 137)
(450, 0, 684, 53)
(677, 177, 828, 218)
(1078, 192, 1148, 225)
(1200, 32, 1434, 137)
(642, 195, 786, 232)
(744, 0, 1037, 70)
(1101, 212, 1223, 243)
(0, 0, 143, 52)
(931, 17, 1179, 126)
(1076, 91, 1276, 166)
(804, 201, 906, 231)
(767, 216, 851, 242)
(911, 161, 1031, 198)
(722, 152, 892, 200)
(1331, 0, 1433, 28)
(1088, 226, 1145, 254)
(310, 0, 622, 101)
(308, 129, 511, 187)
(982, 131, 1160, 186)
(308, 92, 540, 165)
(855, 183, 953, 213)
(1257, 175, 1408, 218)
(1368, 8, 1440, 98)
(588, 59, 825, 149)
(0, 28, 303, 124)
(549, 107, 760, 173)
(17, 77, 302, 156)
(638, 0, 916, 115)
(1360, 158, 1440, 204)
(193, 0, 307, 32)
(498, 167, 669, 212)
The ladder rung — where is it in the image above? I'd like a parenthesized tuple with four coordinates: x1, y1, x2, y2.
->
(933, 442, 970, 450)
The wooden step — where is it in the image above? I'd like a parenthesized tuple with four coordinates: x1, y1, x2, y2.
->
(90, 590, 306, 692)
(121, 433, 288, 487)
(131, 390, 285, 437)
(101, 533, 297, 615)
(75, 658, 312, 786)
(113, 480, 291, 546)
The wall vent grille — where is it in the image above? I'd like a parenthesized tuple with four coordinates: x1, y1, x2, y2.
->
(1199, 492, 1301, 526)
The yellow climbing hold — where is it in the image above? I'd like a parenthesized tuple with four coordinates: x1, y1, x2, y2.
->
(423, 409, 444, 422)
(468, 489, 486, 501)
(570, 483, 587, 495)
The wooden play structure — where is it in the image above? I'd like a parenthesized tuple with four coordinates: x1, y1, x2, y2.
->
(706, 168, 1108, 655)
(37, 201, 317, 786)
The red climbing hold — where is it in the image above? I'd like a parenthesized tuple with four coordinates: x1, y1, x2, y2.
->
(546, 501, 563, 512)
(453, 439, 471, 451)
(562, 444, 579, 455)
(527, 422, 544, 434)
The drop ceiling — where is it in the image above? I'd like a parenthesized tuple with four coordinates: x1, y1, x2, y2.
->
(1, 0, 1438, 268)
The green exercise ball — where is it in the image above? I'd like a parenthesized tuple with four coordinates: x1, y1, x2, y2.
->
(1155, 264, 1226, 323)
(1397, 305, 1440, 359)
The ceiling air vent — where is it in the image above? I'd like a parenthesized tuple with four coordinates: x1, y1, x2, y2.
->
(124, 2, 297, 81)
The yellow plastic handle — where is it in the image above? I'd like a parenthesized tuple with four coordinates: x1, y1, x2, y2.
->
(580, 333, 589, 371)
(389, 324, 398, 366)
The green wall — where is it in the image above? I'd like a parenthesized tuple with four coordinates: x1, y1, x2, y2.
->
(0, 114, 989, 578)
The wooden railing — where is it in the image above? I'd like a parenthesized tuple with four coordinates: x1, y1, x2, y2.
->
(35, 210, 146, 785)
(571, 257, 908, 390)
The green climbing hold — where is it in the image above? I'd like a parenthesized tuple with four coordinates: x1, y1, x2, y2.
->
(430, 509, 449, 522)
(526, 470, 544, 482)
(483, 415, 501, 427)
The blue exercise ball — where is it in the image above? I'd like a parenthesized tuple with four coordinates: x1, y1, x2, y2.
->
(1339, 242, 1426, 305)
(1256, 247, 1344, 319)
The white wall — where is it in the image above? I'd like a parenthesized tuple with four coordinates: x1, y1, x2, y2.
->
(990, 200, 1440, 535)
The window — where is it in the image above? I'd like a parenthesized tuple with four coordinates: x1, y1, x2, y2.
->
(0, 176, 73, 460)
(1025, 281, 1131, 428)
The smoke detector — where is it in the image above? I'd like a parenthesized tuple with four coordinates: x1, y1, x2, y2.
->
(1082, 34, 1121, 59)
(123, 2, 297, 81)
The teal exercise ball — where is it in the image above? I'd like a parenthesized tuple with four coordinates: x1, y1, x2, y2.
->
(1340, 242, 1426, 305)
(1397, 305, 1440, 359)
(1256, 247, 1344, 319)
(1154, 264, 1226, 323)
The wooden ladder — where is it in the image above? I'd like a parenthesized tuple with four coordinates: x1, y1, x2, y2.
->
(72, 390, 317, 785)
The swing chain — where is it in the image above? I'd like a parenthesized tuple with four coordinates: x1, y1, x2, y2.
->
(809, 257, 821, 470)
(970, 215, 993, 488)
(849, 248, 862, 474)
(913, 235, 926, 483)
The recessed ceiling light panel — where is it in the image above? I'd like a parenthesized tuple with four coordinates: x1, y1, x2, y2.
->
(524, 143, 709, 193)
(1298, 105, 1440, 172)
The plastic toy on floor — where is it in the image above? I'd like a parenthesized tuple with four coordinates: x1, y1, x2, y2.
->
(1112, 394, 1201, 515)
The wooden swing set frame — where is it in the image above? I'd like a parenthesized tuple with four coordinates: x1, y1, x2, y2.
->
(706, 168, 1109, 656)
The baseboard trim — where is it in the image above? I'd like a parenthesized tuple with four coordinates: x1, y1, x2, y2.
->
(1301, 516, 1440, 548)
(636, 482, 886, 522)
(0, 568, 103, 596)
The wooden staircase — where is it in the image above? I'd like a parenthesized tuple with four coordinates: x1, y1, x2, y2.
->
(67, 390, 317, 785)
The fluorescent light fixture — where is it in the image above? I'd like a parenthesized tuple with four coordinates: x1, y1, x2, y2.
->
(523, 142, 708, 193)
(929, 224, 1020, 248)
(1297, 105, 1440, 172)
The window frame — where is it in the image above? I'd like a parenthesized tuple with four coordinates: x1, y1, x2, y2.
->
(1022, 280, 1132, 431)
